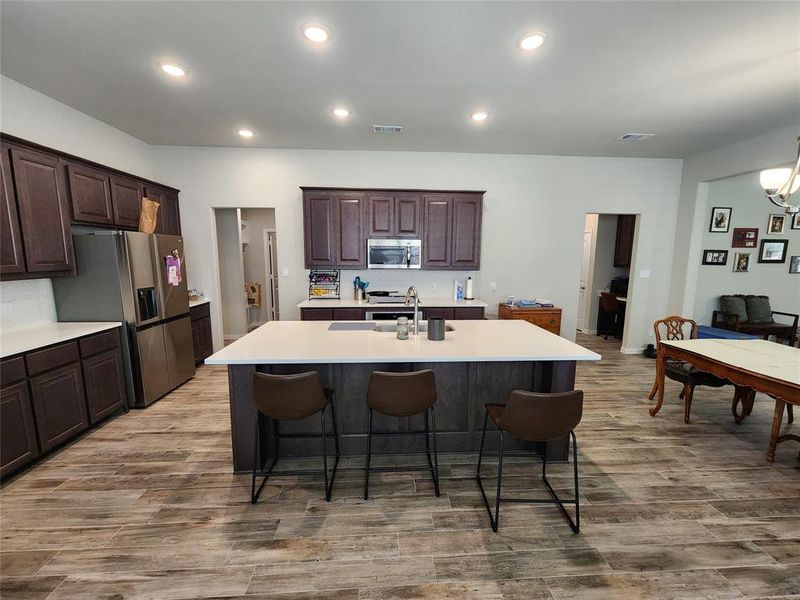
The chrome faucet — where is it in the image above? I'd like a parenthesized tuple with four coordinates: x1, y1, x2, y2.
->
(405, 286, 420, 335)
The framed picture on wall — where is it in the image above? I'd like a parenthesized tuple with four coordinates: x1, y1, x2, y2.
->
(792, 213, 800, 230)
(733, 252, 751, 272)
(731, 227, 758, 248)
(790, 256, 800, 274)
(767, 214, 786, 234)
(702, 249, 728, 265)
(709, 207, 732, 232)
(758, 239, 788, 263)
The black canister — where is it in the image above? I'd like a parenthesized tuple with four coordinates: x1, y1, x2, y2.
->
(427, 317, 445, 341)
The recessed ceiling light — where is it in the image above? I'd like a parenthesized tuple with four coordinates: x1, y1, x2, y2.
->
(159, 62, 188, 77)
(519, 32, 547, 51)
(303, 23, 330, 43)
(237, 129, 255, 138)
(470, 111, 489, 122)
(332, 107, 350, 118)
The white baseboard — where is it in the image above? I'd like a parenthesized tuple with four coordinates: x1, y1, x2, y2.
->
(620, 345, 645, 355)
(577, 328, 597, 335)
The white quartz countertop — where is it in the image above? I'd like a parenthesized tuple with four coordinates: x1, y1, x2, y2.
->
(189, 298, 211, 308)
(206, 319, 600, 365)
(298, 297, 488, 309)
(1, 322, 123, 358)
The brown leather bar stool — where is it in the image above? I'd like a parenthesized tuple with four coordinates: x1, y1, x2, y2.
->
(251, 371, 340, 504)
(364, 370, 440, 500)
(476, 390, 583, 533)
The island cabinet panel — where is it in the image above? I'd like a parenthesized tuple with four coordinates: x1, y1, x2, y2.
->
(0, 143, 25, 275)
(303, 192, 336, 266)
(67, 162, 114, 225)
(110, 175, 143, 229)
(395, 194, 422, 237)
(10, 146, 75, 275)
(82, 349, 127, 424)
(422, 196, 452, 268)
(334, 192, 366, 266)
(450, 196, 482, 269)
(29, 362, 88, 452)
(367, 193, 394, 237)
(0, 380, 39, 477)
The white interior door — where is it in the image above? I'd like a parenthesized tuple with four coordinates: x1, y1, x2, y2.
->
(577, 230, 592, 330)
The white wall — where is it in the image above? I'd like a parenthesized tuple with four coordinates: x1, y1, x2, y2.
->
(668, 124, 800, 316)
(151, 145, 684, 353)
(0, 76, 157, 329)
(692, 171, 800, 323)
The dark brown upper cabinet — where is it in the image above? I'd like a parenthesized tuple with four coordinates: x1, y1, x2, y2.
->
(450, 195, 482, 269)
(614, 214, 636, 268)
(334, 192, 366, 267)
(67, 162, 114, 225)
(0, 143, 25, 275)
(302, 187, 483, 270)
(10, 146, 74, 275)
(422, 195, 452, 268)
(303, 191, 336, 266)
(161, 189, 181, 236)
(394, 194, 422, 237)
(110, 175, 143, 229)
(367, 193, 394, 237)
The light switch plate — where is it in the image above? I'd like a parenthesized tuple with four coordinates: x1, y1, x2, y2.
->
(281, 268, 289, 277)
(639, 269, 651, 279)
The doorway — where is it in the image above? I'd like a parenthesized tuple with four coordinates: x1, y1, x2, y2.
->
(213, 207, 278, 342)
(577, 213, 636, 342)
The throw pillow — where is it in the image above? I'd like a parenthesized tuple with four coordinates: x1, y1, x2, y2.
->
(719, 295, 748, 322)
(744, 295, 773, 323)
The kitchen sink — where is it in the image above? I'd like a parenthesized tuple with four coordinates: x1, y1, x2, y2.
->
(373, 323, 455, 333)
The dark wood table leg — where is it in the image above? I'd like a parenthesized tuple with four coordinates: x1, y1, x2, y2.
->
(768, 399, 786, 463)
(649, 344, 666, 417)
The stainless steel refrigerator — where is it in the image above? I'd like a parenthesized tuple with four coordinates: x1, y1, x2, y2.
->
(53, 231, 196, 407)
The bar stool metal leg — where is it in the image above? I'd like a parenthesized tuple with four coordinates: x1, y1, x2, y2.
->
(364, 408, 373, 500)
(430, 407, 440, 497)
(251, 413, 276, 504)
(541, 431, 580, 533)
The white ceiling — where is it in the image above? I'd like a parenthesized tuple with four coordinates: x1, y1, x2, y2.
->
(1, 1, 798, 158)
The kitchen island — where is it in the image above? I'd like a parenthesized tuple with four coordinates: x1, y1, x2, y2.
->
(206, 320, 600, 472)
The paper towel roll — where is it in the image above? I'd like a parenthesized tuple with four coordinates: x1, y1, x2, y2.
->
(465, 277, 474, 300)
(453, 279, 459, 300)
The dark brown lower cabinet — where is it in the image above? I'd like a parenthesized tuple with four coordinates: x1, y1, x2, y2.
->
(190, 303, 213, 364)
(29, 362, 88, 452)
(453, 307, 486, 319)
(301, 306, 486, 321)
(422, 307, 455, 320)
(0, 381, 39, 477)
(301, 308, 334, 321)
(82, 349, 127, 423)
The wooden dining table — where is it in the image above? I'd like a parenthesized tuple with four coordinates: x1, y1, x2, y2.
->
(649, 338, 800, 462)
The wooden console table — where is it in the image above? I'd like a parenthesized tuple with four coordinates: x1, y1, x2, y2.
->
(498, 304, 562, 335)
(650, 338, 800, 462)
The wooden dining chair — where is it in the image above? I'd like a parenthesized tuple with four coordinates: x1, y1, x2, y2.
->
(647, 316, 729, 423)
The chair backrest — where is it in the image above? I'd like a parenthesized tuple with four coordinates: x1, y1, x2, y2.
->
(653, 316, 698, 343)
(599, 292, 620, 312)
(499, 390, 583, 442)
(367, 369, 437, 417)
(252, 371, 327, 421)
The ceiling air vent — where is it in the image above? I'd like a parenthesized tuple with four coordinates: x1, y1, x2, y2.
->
(616, 133, 655, 142)
(373, 125, 403, 134)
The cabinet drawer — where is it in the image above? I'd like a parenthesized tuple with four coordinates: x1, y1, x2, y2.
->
(190, 303, 211, 321)
(332, 308, 365, 320)
(79, 329, 120, 358)
(422, 307, 454, 320)
(1, 356, 26, 384)
(25, 341, 80, 376)
(301, 308, 333, 321)
(453, 307, 485, 320)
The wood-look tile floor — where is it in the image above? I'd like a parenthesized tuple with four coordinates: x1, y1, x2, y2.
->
(1, 334, 798, 599)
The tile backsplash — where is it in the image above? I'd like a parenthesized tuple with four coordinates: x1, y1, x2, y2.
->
(0, 279, 57, 329)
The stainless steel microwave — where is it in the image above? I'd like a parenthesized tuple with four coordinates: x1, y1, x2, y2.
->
(367, 239, 422, 269)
